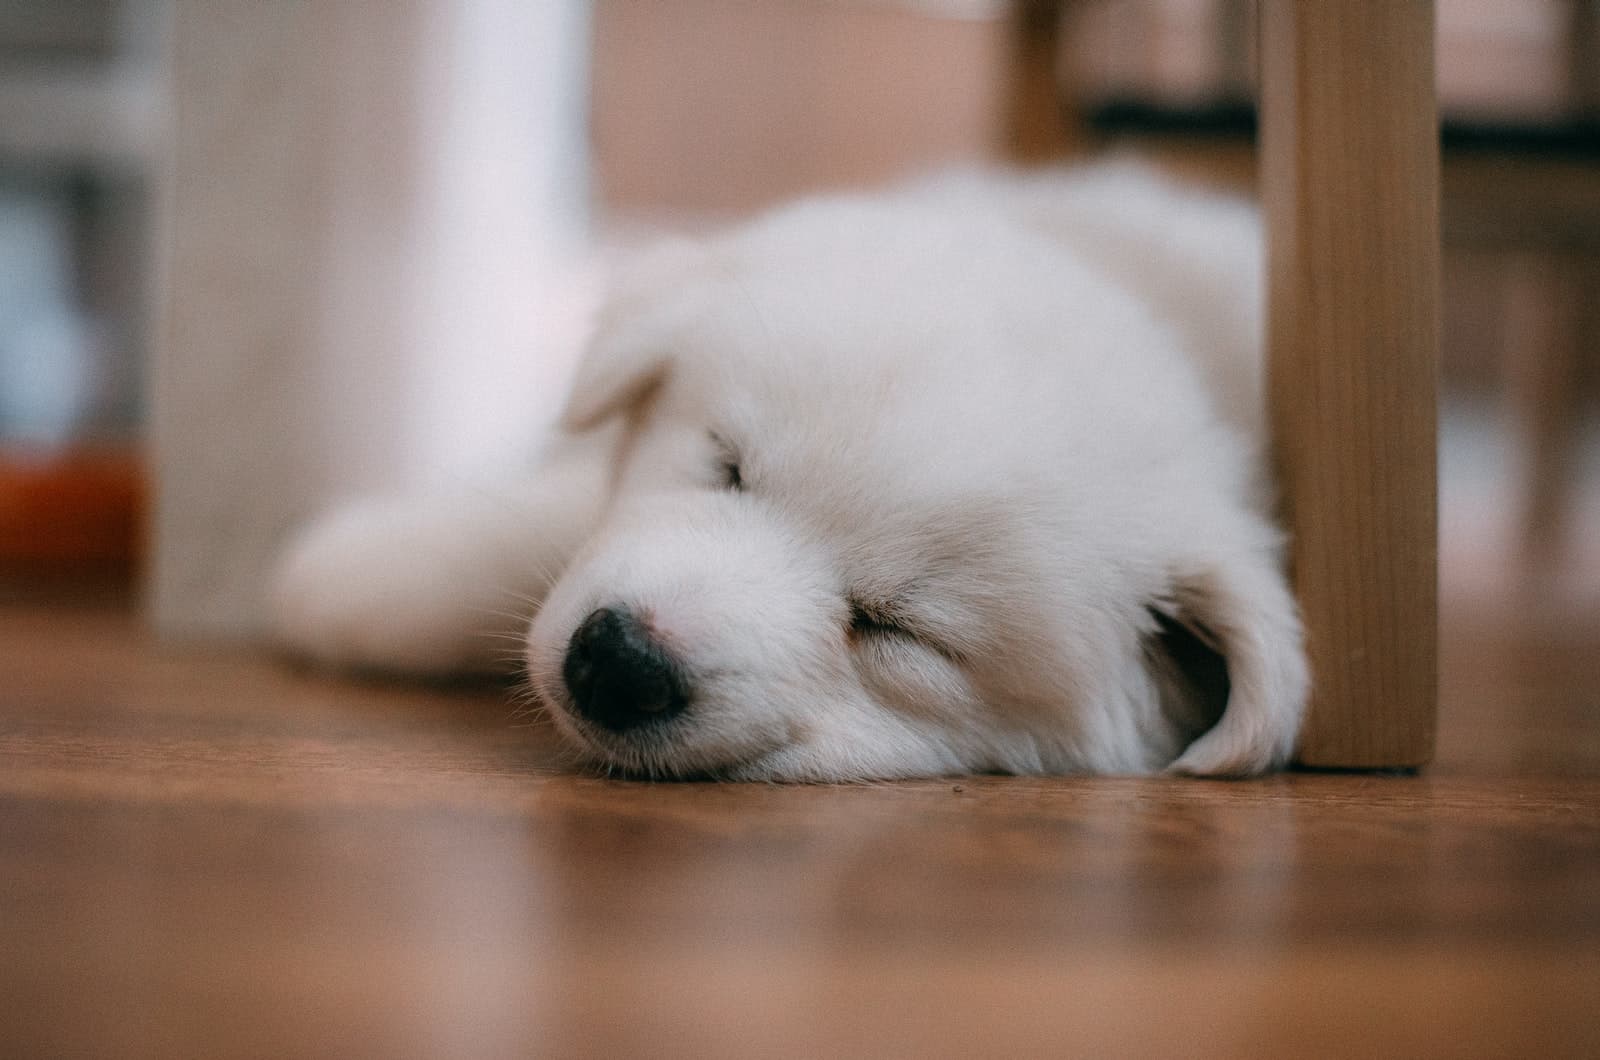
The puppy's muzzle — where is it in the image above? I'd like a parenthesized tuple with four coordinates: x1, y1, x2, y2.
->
(562, 607, 689, 732)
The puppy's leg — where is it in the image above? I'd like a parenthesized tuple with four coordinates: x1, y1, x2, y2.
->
(270, 433, 614, 677)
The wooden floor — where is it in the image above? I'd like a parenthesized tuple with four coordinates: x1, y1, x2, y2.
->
(2, 588, 1597, 1058)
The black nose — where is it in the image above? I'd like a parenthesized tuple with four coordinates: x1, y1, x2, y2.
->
(562, 607, 689, 732)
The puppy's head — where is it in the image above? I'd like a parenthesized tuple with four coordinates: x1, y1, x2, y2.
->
(527, 203, 1306, 780)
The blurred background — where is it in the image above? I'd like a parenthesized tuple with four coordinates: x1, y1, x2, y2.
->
(0, 0, 1595, 649)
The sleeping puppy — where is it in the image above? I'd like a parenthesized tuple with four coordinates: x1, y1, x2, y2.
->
(272, 162, 1308, 781)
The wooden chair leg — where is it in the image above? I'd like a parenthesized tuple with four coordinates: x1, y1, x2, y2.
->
(1510, 256, 1594, 579)
(1004, 0, 1075, 163)
(1259, 2, 1440, 768)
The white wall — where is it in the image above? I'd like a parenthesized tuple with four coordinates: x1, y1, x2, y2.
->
(151, 0, 591, 638)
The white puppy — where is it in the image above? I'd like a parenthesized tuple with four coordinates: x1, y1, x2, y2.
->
(272, 162, 1307, 781)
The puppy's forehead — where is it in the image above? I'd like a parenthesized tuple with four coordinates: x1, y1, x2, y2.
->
(720, 373, 997, 493)
(680, 303, 1029, 504)
(708, 383, 1027, 574)
(668, 228, 1050, 559)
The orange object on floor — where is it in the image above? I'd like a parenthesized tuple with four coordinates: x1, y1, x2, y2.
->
(0, 446, 145, 575)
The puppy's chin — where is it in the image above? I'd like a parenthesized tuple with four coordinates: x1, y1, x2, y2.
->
(560, 739, 934, 785)
(552, 722, 794, 782)
(530, 674, 947, 783)
(527, 668, 792, 781)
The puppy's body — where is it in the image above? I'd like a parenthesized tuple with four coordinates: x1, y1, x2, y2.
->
(274, 163, 1307, 781)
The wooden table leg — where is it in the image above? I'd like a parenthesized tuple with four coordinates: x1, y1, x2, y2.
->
(1259, 2, 1440, 768)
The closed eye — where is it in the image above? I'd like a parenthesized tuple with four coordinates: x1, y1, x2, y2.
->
(848, 597, 964, 663)
(848, 599, 917, 642)
(710, 431, 744, 492)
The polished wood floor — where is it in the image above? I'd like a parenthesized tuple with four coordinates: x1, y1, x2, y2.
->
(2, 586, 1597, 1059)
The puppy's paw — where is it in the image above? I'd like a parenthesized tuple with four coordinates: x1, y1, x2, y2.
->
(269, 496, 530, 678)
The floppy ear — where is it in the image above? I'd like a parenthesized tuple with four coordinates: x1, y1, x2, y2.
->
(1153, 549, 1309, 777)
(1145, 602, 1231, 753)
(559, 238, 710, 432)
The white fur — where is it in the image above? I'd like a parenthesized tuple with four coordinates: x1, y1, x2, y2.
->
(271, 161, 1308, 780)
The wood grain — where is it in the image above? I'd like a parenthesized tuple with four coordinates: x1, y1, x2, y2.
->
(1260, 2, 1441, 767)
(2, 593, 1598, 1058)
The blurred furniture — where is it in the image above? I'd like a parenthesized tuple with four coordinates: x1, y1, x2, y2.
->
(0, 0, 159, 581)
(152, 0, 589, 637)
(1006, 0, 1075, 162)
(1513, 0, 1597, 576)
